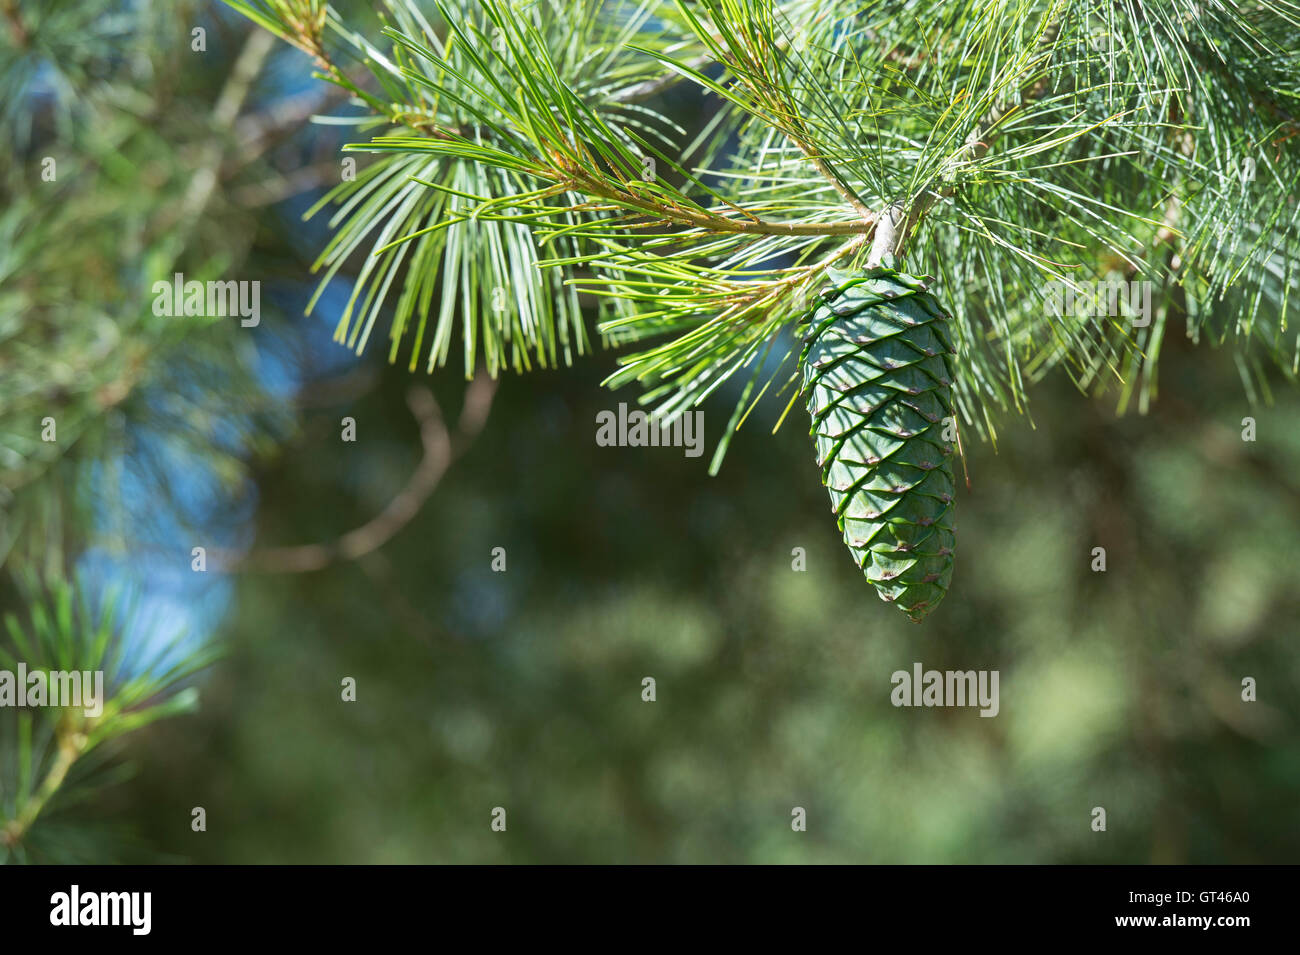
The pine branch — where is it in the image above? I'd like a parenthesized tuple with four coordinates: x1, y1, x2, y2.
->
(0, 578, 209, 858)
(217, 0, 1300, 458)
(867, 11, 1066, 268)
(1, 724, 85, 850)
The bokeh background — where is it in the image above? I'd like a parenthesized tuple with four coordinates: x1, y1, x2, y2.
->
(2, 1, 1297, 863)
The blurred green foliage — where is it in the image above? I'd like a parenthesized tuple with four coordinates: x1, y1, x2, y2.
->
(1, 1, 1297, 863)
(123, 335, 1300, 863)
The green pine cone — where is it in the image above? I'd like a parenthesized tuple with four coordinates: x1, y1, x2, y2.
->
(799, 267, 957, 622)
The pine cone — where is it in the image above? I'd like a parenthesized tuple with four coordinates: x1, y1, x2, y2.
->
(800, 267, 957, 622)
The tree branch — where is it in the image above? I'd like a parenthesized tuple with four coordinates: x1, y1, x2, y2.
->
(1, 724, 88, 851)
(606, 53, 715, 104)
(867, 13, 1065, 267)
(558, 159, 875, 237)
(218, 375, 497, 574)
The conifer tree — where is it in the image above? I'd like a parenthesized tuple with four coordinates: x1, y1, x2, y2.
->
(1, 0, 1298, 867)
(224, 0, 1299, 618)
(0, 0, 277, 860)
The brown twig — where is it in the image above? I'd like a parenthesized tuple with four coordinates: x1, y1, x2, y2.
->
(1, 0, 27, 48)
(217, 375, 498, 573)
(607, 53, 716, 104)
(561, 160, 875, 237)
(229, 160, 344, 207)
(151, 29, 276, 242)
(230, 71, 364, 166)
